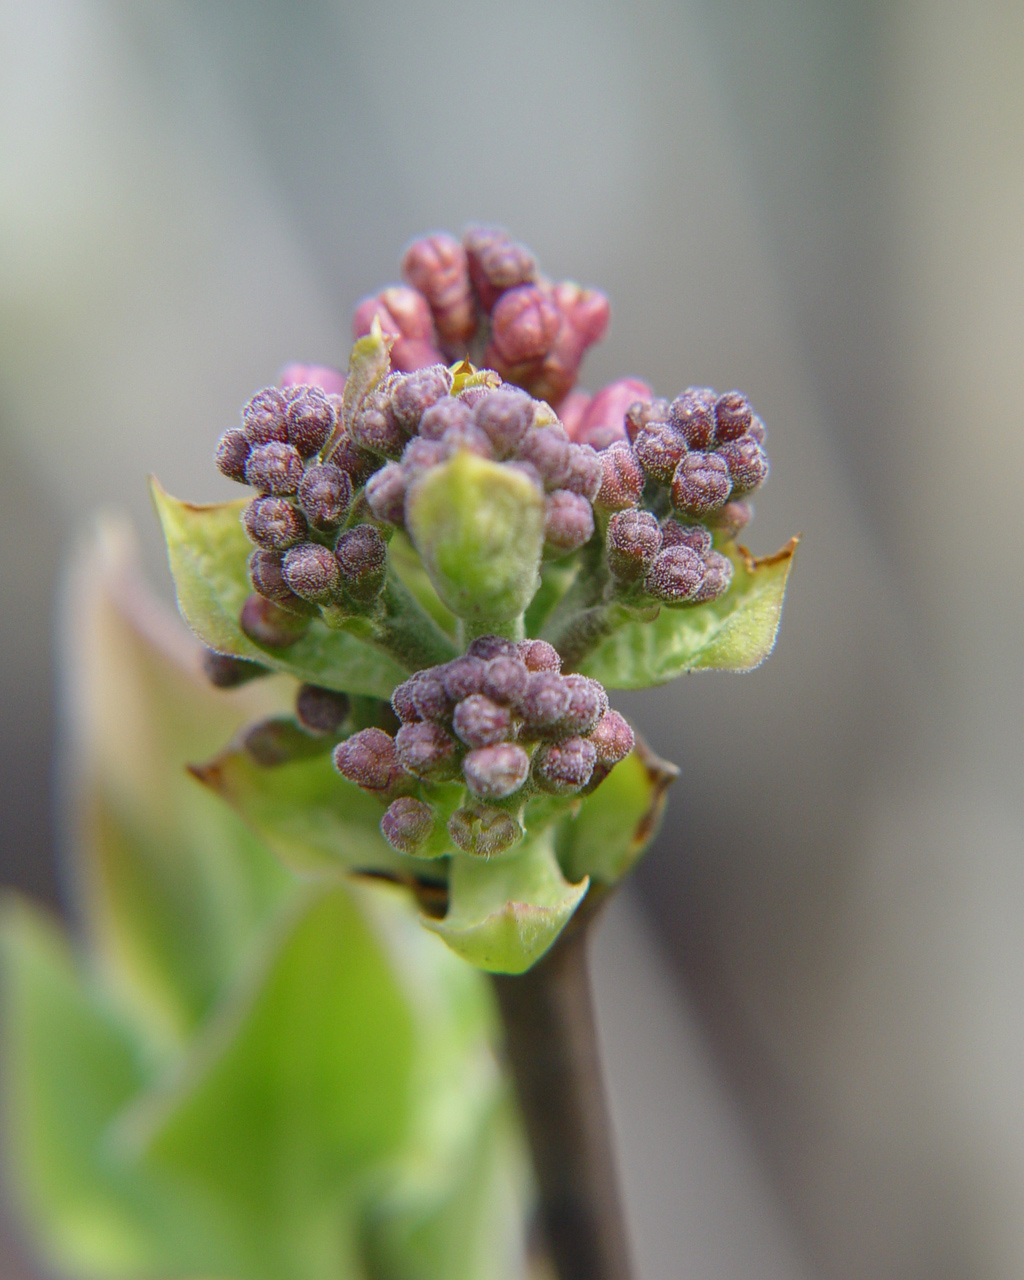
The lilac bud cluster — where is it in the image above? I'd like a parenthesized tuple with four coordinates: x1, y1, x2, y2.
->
(332, 635, 634, 858)
(214, 381, 391, 647)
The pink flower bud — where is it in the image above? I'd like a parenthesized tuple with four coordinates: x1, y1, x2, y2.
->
(381, 796, 435, 854)
(352, 286, 444, 372)
(334, 727, 403, 793)
(463, 743, 530, 800)
(590, 710, 634, 765)
(533, 736, 597, 794)
(488, 285, 562, 365)
(577, 378, 653, 451)
(544, 490, 595, 557)
(518, 639, 561, 673)
(551, 281, 611, 349)
(278, 363, 346, 397)
(402, 233, 477, 348)
(594, 444, 645, 510)
(463, 225, 536, 311)
(559, 391, 592, 441)
(453, 694, 511, 748)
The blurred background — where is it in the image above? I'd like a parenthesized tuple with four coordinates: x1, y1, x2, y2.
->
(1, 1, 1022, 1276)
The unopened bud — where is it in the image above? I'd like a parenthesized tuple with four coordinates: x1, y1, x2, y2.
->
(243, 387, 290, 445)
(710, 500, 753, 537)
(245, 441, 304, 496)
(402, 232, 477, 347)
(749, 415, 766, 445)
(634, 422, 687, 484)
(391, 365, 454, 433)
(561, 674, 607, 735)
(395, 721, 457, 780)
(607, 509, 662, 581)
(551, 280, 611, 348)
(419, 397, 473, 441)
(453, 694, 511, 748)
(714, 391, 752, 442)
(717, 435, 769, 495)
(351, 389, 406, 458)
(243, 496, 308, 551)
(517, 427, 571, 491)
(249, 550, 306, 607)
(691, 549, 734, 603)
(624, 397, 671, 444)
(670, 452, 732, 517)
(448, 804, 524, 857)
(333, 727, 403, 793)
(669, 388, 717, 450)
(590, 709, 635, 764)
(659, 519, 712, 555)
(278, 363, 346, 396)
(242, 718, 321, 768)
(283, 542, 340, 604)
(467, 635, 519, 661)
(441, 655, 487, 701)
(335, 525, 388, 604)
(544, 490, 595, 557)
(463, 742, 530, 800)
(645, 545, 706, 603)
(286, 385, 336, 457)
(365, 463, 408, 524)
(481, 654, 529, 705)
(201, 648, 269, 688)
(215, 428, 251, 482)
(409, 669, 453, 722)
(391, 673, 424, 724)
(473, 388, 535, 457)
(518, 638, 561, 673)
(463, 225, 536, 311)
(488, 285, 561, 365)
(295, 684, 351, 735)
(353, 286, 443, 373)
(595, 444, 645, 510)
(381, 796, 435, 854)
(562, 444, 603, 501)
(576, 378, 652, 451)
(441, 420, 494, 460)
(328, 429, 378, 485)
(298, 463, 352, 531)
(239, 594, 310, 648)
(533, 737, 597, 794)
(520, 671, 571, 732)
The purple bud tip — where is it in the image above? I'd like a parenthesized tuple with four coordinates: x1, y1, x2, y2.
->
(607, 509, 662, 580)
(516, 426, 571, 491)
(239, 593, 310, 648)
(201, 649, 269, 688)
(381, 796, 434, 854)
(590, 710, 635, 765)
(489, 285, 561, 364)
(717, 436, 769, 496)
(351, 390, 406, 458)
(283, 542, 340, 604)
(453, 694, 511, 748)
(749, 415, 766, 445)
(481, 654, 529, 705)
(215, 428, 251, 482)
(691, 549, 734, 603)
(328, 429, 377, 485)
(463, 743, 530, 800)
(441, 655, 488, 701)
(561, 675, 608, 735)
(544, 490, 595, 556)
(659, 519, 712, 555)
(710, 500, 753, 537)
(520, 671, 571, 732)
(634, 422, 687, 485)
(518, 639, 562, 673)
(278, 363, 346, 397)
(467, 635, 519, 662)
(448, 804, 523, 857)
(419, 397, 473, 441)
(562, 444, 604, 501)
(670, 451, 732, 517)
(245, 441, 305, 496)
(391, 674, 424, 724)
(334, 727, 402, 793)
(295, 684, 351, 735)
(409, 670, 452, 722)
(335, 525, 388, 603)
(714, 391, 753, 442)
(575, 378, 652, 451)
(624, 397, 671, 444)
(440, 420, 495, 460)
(243, 496, 308, 551)
(395, 721, 457, 779)
(298, 463, 352, 532)
(533, 736, 598, 794)
(669, 388, 717, 450)
(391, 365, 454, 433)
(365, 463, 408, 525)
(249, 549, 303, 607)
(472, 388, 535, 457)
(595, 444, 645, 510)
(645, 545, 706, 603)
(243, 387, 290, 445)
(285, 385, 335, 457)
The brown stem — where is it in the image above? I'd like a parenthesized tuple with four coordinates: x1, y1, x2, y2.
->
(491, 909, 632, 1280)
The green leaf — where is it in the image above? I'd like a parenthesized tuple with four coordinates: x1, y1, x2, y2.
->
(556, 738, 679, 886)
(334, 319, 393, 448)
(387, 529, 459, 638)
(425, 832, 588, 974)
(406, 451, 545, 631)
(151, 480, 407, 698)
(576, 537, 798, 688)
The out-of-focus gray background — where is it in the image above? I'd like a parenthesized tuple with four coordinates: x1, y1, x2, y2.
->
(2, 1, 1022, 1276)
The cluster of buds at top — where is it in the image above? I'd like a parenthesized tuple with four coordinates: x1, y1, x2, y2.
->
(354, 226, 610, 409)
(332, 635, 634, 858)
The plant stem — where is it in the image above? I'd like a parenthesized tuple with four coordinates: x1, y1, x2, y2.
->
(491, 913, 632, 1280)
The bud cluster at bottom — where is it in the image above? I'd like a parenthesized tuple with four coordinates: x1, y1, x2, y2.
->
(332, 635, 634, 858)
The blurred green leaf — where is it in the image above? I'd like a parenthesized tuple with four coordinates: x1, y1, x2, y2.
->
(151, 480, 407, 698)
(576, 538, 798, 688)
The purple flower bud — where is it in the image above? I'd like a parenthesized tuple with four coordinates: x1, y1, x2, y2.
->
(634, 422, 687, 484)
(351, 389, 406, 458)
(624, 397, 671, 444)
(402, 233, 477, 347)
(298, 463, 352, 532)
(448, 804, 523, 857)
(544, 490, 595, 557)
(410, 669, 453, 722)
(645, 545, 706, 603)
(353, 286, 443, 373)
(249, 549, 302, 605)
(391, 674, 424, 724)
(669, 388, 717, 450)
(243, 496, 308, 551)
(242, 718, 321, 768)
(659, 518, 712, 555)
(381, 796, 435, 854)
(440, 420, 494, 460)
(201, 649, 269, 688)
(710, 500, 753, 537)
(691, 549, 734, 603)
(419, 397, 473, 441)
(670, 451, 732, 517)
(467, 635, 519, 661)
(285, 385, 335, 457)
(390, 365, 453, 433)
(400, 437, 448, 483)
(594, 444, 645, 510)
(520, 671, 571, 732)
(590, 709, 635, 765)
(748, 415, 766, 445)
(714, 391, 753, 443)
(463, 743, 530, 799)
(473, 389, 536, 457)
(239, 593, 310, 648)
(481, 655, 529, 705)
(215, 428, 251, 482)
(453, 694, 511, 748)
(463, 225, 536, 311)
(327, 429, 377, 485)
(334, 727, 403, 793)
(245, 441, 305, 496)
(395, 721, 457, 779)
(576, 378, 652, 451)
(717, 435, 769, 495)
(242, 387, 290, 445)
(365, 463, 408, 524)
(294, 684, 350, 736)
(489, 285, 561, 364)
(533, 736, 597, 794)
(562, 444, 603, 501)
(441, 655, 488, 701)
(561, 675, 607, 735)
(518, 639, 561, 673)
(279, 363, 346, 396)
(335, 525, 387, 603)
(283, 542, 340, 604)
(607, 509, 662, 581)
(517, 427, 571, 491)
